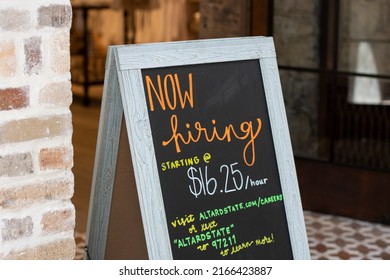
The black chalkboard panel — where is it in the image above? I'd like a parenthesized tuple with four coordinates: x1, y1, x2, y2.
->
(142, 59, 293, 259)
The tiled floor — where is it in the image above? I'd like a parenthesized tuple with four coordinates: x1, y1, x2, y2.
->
(74, 210, 390, 260)
(305, 211, 390, 260)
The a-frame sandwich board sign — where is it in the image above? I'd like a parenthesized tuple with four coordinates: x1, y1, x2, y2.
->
(85, 36, 310, 260)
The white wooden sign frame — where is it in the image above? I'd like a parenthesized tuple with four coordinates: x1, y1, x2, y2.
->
(85, 36, 310, 260)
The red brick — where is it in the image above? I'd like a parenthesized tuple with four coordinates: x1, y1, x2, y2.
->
(0, 114, 72, 145)
(41, 208, 74, 233)
(38, 5, 72, 28)
(0, 177, 73, 209)
(0, 39, 16, 77)
(1, 217, 33, 242)
(0, 86, 29, 111)
(24, 37, 42, 75)
(39, 81, 72, 107)
(0, 9, 30, 31)
(0, 153, 33, 177)
(51, 31, 70, 73)
(4, 238, 75, 260)
(39, 146, 73, 171)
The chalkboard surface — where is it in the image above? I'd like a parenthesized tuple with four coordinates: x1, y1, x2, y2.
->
(142, 60, 293, 259)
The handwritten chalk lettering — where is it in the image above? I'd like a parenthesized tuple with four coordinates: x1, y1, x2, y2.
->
(170, 214, 195, 228)
(255, 233, 275, 246)
(163, 115, 262, 166)
(173, 225, 233, 249)
(220, 162, 244, 193)
(145, 72, 263, 166)
(250, 177, 268, 187)
(188, 165, 218, 197)
(221, 164, 266, 193)
(199, 194, 284, 221)
(258, 194, 283, 206)
(197, 243, 209, 251)
(188, 163, 269, 198)
(219, 234, 275, 257)
(222, 234, 275, 257)
(161, 156, 200, 171)
(230, 240, 254, 255)
(188, 224, 198, 234)
(161, 153, 213, 171)
(245, 200, 257, 208)
(203, 152, 212, 163)
(145, 73, 194, 111)
(220, 248, 229, 257)
(211, 234, 237, 250)
(199, 204, 244, 220)
(200, 220, 218, 232)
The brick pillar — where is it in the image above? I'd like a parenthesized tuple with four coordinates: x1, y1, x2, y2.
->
(0, 0, 75, 259)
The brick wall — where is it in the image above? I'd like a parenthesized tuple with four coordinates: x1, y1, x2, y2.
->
(0, 0, 75, 259)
